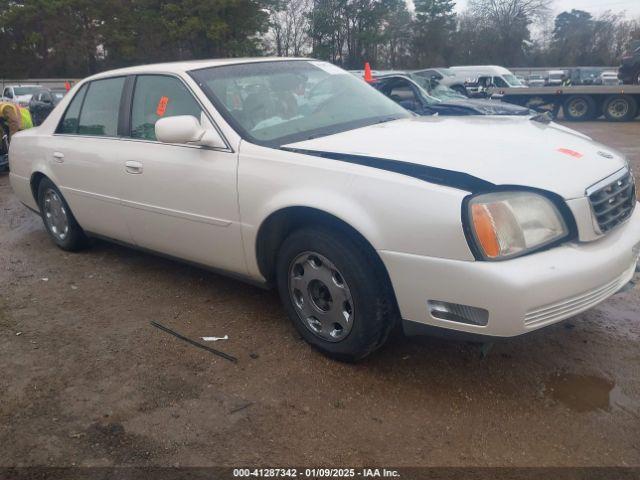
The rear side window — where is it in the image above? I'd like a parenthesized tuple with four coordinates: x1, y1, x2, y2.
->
(130, 75, 202, 141)
(57, 84, 88, 134)
(77, 77, 125, 137)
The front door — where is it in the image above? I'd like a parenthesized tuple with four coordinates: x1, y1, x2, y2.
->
(119, 74, 245, 274)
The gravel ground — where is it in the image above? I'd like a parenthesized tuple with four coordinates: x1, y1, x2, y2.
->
(0, 120, 639, 468)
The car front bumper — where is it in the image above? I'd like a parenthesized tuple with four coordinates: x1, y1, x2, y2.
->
(381, 206, 640, 338)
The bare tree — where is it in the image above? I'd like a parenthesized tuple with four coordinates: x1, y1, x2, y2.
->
(268, 0, 312, 56)
(469, 0, 552, 26)
(466, 0, 552, 65)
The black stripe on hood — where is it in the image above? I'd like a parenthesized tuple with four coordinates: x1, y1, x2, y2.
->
(281, 147, 495, 193)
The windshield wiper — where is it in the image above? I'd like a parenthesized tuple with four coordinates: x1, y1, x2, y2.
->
(374, 115, 404, 124)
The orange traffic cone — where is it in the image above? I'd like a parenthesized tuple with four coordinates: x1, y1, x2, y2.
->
(364, 62, 373, 83)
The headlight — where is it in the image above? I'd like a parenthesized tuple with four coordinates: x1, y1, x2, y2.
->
(467, 191, 568, 260)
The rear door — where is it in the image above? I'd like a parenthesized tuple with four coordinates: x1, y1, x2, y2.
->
(47, 77, 132, 242)
(119, 74, 245, 273)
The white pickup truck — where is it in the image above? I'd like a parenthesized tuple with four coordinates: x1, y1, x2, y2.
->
(8, 58, 640, 360)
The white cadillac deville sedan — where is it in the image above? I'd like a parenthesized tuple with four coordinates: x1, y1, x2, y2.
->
(9, 58, 640, 360)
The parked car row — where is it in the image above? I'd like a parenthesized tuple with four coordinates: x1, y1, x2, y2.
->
(517, 69, 623, 87)
(1, 85, 67, 126)
(8, 58, 640, 360)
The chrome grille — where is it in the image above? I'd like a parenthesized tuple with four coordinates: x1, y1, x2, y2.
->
(588, 169, 636, 234)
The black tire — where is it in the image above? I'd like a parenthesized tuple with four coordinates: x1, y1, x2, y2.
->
(36, 178, 89, 251)
(276, 226, 397, 362)
(563, 95, 596, 121)
(603, 95, 638, 122)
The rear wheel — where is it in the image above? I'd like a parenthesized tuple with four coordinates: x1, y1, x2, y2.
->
(603, 95, 638, 122)
(563, 95, 596, 121)
(276, 226, 397, 362)
(37, 178, 89, 251)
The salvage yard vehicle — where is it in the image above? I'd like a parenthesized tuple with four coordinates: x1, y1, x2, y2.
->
(619, 40, 640, 85)
(372, 74, 531, 116)
(1, 84, 40, 108)
(596, 71, 621, 86)
(527, 74, 546, 87)
(28, 87, 65, 126)
(8, 58, 640, 361)
(449, 65, 527, 96)
(489, 83, 640, 122)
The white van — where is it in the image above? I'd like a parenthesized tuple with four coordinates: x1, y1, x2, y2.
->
(448, 66, 527, 91)
(547, 70, 566, 86)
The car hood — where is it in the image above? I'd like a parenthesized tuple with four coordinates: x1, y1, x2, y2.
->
(284, 116, 627, 199)
(435, 98, 530, 116)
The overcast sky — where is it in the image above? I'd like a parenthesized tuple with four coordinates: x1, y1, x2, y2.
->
(453, 0, 640, 17)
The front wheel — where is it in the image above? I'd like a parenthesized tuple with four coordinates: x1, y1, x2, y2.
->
(276, 226, 397, 362)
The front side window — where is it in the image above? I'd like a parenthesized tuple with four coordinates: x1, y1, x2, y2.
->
(502, 74, 523, 86)
(130, 75, 202, 141)
(77, 77, 125, 137)
(493, 76, 509, 88)
(190, 60, 409, 146)
(57, 84, 88, 134)
(4, 89, 13, 99)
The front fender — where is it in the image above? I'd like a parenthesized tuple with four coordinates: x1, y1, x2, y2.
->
(238, 141, 474, 280)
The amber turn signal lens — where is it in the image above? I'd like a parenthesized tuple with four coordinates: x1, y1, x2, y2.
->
(471, 204, 500, 258)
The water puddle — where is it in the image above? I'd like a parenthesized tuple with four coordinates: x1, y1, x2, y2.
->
(545, 373, 620, 413)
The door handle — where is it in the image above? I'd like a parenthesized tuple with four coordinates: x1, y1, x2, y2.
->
(125, 161, 143, 174)
(52, 152, 64, 163)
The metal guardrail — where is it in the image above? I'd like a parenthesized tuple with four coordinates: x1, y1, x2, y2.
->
(1, 78, 81, 90)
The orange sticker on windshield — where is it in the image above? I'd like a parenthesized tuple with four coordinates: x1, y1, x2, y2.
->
(156, 96, 169, 116)
(557, 148, 583, 159)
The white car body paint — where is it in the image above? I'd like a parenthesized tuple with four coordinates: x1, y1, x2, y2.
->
(8, 58, 640, 339)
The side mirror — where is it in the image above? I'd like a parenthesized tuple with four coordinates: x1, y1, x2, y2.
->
(155, 115, 226, 149)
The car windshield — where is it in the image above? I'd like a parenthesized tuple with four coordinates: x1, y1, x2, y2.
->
(406, 74, 463, 101)
(503, 74, 523, 86)
(14, 87, 39, 95)
(190, 60, 410, 146)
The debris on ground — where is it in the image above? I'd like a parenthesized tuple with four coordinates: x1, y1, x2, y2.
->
(150, 321, 237, 363)
(202, 335, 229, 342)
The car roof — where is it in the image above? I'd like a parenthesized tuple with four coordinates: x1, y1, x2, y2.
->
(6, 84, 40, 88)
(85, 57, 310, 81)
(448, 65, 513, 75)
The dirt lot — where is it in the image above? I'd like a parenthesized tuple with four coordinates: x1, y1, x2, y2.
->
(1, 120, 639, 469)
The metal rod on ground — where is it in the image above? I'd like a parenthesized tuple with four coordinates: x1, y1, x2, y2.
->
(150, 321, 238, 363)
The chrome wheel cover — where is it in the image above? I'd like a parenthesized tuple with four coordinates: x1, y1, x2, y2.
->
(43, 188, 69, 241)
(288, 251, 354, 342)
